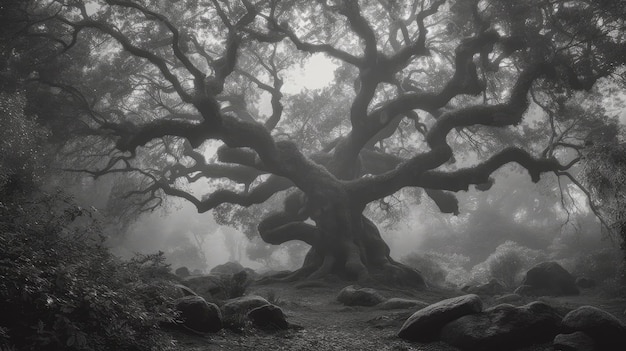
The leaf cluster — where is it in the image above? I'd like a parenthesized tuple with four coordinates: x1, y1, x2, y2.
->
(0, 92, 49, 194)
(581, 138, 626, 253)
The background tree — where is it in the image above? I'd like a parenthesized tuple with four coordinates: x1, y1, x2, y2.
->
(9, 0, 625, 285)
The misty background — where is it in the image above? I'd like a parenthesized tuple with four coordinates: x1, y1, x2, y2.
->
(52, 53, 623, 289)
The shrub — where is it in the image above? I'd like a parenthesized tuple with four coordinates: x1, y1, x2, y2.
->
(402, 252, 470, 287)
(470, 241, 545, 288)
(0, 92, 48, 195)
(571, 248, 622, 284)
(0, 190, 179, 351)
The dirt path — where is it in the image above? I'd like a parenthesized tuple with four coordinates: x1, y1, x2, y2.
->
(168, 281, 626, 351)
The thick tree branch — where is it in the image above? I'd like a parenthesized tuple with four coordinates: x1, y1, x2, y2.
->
(158, 173, 292, 213)
(387, 0, 445, 68)
(258, 211, 319, 246)
(349, 146, 571, 206)
(339, 0, 378, 62)
(328, 29, 506, 177)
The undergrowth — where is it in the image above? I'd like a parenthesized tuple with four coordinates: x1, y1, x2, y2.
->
(0, 190, 179, 351)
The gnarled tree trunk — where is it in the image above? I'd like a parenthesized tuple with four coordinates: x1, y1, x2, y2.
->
(257, 194, 426, 287)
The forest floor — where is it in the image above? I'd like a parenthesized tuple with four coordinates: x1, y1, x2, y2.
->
(167, 279, 626, 351)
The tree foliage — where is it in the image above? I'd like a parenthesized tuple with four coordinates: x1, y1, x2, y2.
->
(0, 92, 48, 193)
(5, 0, 626, 281)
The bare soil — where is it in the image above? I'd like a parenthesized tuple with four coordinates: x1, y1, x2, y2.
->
(168, 280, 626, 351)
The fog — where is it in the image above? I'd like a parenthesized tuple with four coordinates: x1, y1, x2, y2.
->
(70, 161, 618, 287)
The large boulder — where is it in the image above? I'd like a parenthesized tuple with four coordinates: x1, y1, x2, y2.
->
(440, 301, 562, 350)
(516, 261, 579, 296)
(174, 295, 222, 333)
(561, 306, 626, 349)
(337, 285, 386, 307)
(398, 294, 483, 342)
(553, 331, 597, 351)
(247, 304, 289, 330)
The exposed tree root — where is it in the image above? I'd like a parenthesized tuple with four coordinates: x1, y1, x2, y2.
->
(257, 210, 427, 288)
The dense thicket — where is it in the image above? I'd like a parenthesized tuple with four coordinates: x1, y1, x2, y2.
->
(0, 188, 179, 350)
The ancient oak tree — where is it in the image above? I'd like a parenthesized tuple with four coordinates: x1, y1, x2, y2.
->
(12, 0, 625, 284)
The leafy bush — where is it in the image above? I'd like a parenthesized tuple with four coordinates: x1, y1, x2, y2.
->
(402, 252, 470, 287)
(401, 253, 447, 286)
(580, 138, 626, 255)
(470, 241, 545, 288)
(0, 190, 179, 351)
(571, 248, 622, 284)
(0, 92, 48, 195)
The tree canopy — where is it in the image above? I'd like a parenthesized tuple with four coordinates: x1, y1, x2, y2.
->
(4, 0, 626, 284)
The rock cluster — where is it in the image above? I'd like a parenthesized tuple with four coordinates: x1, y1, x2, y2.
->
(397, 294, 626, 351)
(171, 265, 290, 334)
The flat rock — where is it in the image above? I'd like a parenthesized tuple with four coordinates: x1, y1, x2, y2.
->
(562, 306, 626, 349)
(397, 294, 483, 342)
(553, 331, 596, 351)
(440, 301, 562, 350)
(337, 285, 386, 307)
